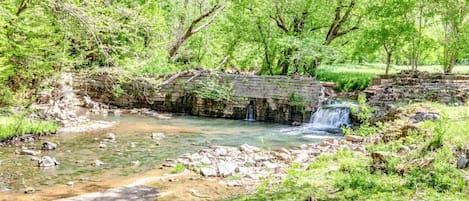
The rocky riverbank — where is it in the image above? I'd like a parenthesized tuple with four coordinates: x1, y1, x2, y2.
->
(168, 136, 367, 189)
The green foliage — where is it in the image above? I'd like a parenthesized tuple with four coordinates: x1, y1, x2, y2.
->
(0, 85, 13, 107)
(289, 92, 306, 112)
(317, 70, 372, 91)
(232, 103, 469, 201)
(351, 93, 375, 124)
(192, 78, 234, 102)
(0, 116, 58, 140)
(171, 163, 186, 174)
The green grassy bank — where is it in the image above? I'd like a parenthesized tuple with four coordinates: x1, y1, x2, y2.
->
(230, 103, 469, 200)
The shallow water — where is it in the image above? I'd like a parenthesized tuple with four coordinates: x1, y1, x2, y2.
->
(0, 114, 340, 192)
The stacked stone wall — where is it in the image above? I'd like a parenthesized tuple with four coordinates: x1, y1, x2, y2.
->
(368, 72, 469, 106)
(73, 71, 324, 124)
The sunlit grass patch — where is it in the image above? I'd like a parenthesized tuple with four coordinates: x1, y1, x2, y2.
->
(0, 116, 58, 140)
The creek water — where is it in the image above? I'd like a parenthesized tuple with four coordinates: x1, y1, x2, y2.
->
(0, 114, 334, 193)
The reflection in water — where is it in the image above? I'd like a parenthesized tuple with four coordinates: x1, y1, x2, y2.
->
(0, 114, 338, 192)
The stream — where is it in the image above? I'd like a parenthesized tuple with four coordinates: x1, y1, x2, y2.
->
(0, 114, 342, 194)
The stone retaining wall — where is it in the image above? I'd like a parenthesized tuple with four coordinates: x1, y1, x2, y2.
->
(73, 71, 324, 124)
(368, 72, 469, 106)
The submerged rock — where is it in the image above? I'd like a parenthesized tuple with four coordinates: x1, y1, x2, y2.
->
(20, 149, 41, 156)
(94, 160, 104, 167)
(42, 141, 57, 150)
(38, 156, 59, 167)
(99, 142, 107, 148)
(151, 133, 165, 141)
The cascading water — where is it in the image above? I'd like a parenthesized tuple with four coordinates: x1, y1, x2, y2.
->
(181, 96, 188, 113)
(283, 99, 354, 136)
(307, 102, 352, 133)
(245, 104, 256, 122)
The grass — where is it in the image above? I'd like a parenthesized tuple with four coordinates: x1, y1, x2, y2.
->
(0, 116, 58, 140)
(229, 103, 469, 201)
(315, 64, 469, 91)
(171, 163, 186, 174)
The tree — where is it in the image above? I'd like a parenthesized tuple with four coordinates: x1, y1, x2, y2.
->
(436, 0, 468, 73)
(356, 0, 414, 74)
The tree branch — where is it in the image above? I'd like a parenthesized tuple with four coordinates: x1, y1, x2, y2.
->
(169, 4, 225, 59)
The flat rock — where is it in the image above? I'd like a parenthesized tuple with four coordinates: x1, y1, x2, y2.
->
(200, 167, 217, 177)
(20, 149, 41, 156)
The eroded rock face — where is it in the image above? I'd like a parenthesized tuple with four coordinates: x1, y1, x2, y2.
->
(38, 156, 59, 167)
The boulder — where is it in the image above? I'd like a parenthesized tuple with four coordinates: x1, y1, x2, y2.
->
(38, 156, 59, 167)
(42, 141, 57, 150)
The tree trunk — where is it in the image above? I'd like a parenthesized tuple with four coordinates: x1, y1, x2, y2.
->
(385, 51, 392, 75)
(384, 45, 393, 75)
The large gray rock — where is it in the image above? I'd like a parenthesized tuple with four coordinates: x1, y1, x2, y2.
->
(42, 141, 57, 150)
(457, 157, 469, 169)
(38, 156, 59, 167)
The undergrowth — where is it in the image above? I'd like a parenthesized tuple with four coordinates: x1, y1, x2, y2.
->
(230, 103, 469, 201)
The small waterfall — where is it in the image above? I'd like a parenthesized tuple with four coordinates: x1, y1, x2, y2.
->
(245, 104, 256, 122)
(307, 100, 352, 133)
(181, 96, 187, 113)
